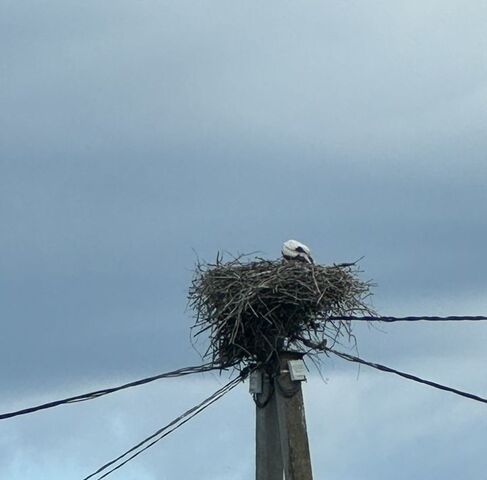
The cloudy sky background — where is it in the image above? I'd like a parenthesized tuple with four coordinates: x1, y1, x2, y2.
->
(1, 1, 486, 478)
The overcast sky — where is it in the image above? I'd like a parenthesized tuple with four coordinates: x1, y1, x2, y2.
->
(1, 1, 486, 479)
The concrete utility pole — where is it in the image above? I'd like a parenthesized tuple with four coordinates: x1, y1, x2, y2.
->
(254, 351, 313, 480)
(255, 371, 283, 480)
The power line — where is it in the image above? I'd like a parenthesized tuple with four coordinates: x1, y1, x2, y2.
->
(326, 347, 487, 405)
(0, 363, 226, 421)
(92, 377, 241, 480)
(328, 315, 487, 322)
(83, 373, 247, 480)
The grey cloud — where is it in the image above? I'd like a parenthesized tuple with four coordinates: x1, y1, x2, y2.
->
(1, 0, 486, 478)
(1, 356, 485, 479)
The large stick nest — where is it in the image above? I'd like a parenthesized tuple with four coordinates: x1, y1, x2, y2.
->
(189, 255, 375, 370)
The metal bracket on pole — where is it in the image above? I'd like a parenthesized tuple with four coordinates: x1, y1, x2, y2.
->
(249, 370, 264, 394)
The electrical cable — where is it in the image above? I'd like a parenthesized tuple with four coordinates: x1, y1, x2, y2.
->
(326, 347, 487, 405)
(328, 315, 487, 322)
(0, 362, 227, 421)
(274, 376, 300, 398)
(253, 382, 275, 408)
(83, 372, 249, 480)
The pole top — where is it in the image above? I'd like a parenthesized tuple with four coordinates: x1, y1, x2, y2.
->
(277, 350, 306, 361)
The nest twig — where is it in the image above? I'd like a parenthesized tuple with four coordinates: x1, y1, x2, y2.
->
(188, 254, 375, 371)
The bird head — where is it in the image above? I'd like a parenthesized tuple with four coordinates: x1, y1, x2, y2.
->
(281, 239, 314, 264)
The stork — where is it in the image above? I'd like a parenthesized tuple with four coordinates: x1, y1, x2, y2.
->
(281, 239, 314, 264)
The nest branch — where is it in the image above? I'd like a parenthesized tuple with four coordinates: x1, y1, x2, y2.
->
(188, 254, 375, 371)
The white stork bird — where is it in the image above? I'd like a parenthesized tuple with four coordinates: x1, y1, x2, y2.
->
(281, 239, 314, 264)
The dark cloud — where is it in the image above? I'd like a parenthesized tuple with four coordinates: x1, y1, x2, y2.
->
(1, 1, 486, 478)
